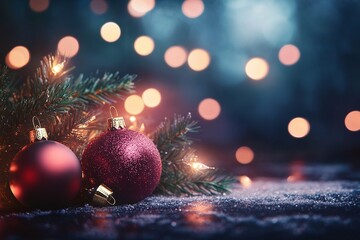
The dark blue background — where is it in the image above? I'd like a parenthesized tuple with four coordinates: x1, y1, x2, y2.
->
(0, 0, 359, 167)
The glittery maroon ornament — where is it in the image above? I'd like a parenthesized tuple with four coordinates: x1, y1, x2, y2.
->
(8, 118, 82, 209)
(82, 111, 162, 204)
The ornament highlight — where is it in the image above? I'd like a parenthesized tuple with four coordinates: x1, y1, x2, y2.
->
(82, 107, 162, 204)
(8, 117, 82, 209)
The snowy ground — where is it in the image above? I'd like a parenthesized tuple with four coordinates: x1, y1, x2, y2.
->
(1, 177, 359, 240)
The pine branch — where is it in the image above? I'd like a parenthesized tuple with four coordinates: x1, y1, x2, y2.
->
(0, 54, 136, 211)
(151, 114, 235, 196)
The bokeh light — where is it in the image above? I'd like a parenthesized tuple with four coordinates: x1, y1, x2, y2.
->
(344, 110, 360, 132)
(239, 175, 252, 188)
(127, 1, 146, 18)
(6, 46, 30, 69)
(198, 98, 221, 120)
(29, 0, 49, 13)
(90, 0, 108, 15)
(134, 36, 155, 56)
(188, 49, 211, 71)
(130, 0, 155, 14)
(182, 0, 205, 19)
(235, 146, 254, 164)
(288, 117, 310, 138)
(124, 95, 145, 115)
(129, 116, 136, 122)
(164, 46, 188, 68)
(279, 44, 301, 66)
(142, 88, 161, 108)
(245, 57, 269, 80)
(57, 36, 79, 58)
(100, 22, 121, 43)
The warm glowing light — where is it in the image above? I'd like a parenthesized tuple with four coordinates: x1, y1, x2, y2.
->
(239, 175, 252, 188)
(288, 117, 310, 138)
(245, 57, 269, 80)
(134, 36, 155, 56)
(164, 46, 187, 68)
(198, 98, 221, 120)
(127, 1, 146, 18)
(9, 184, 22, 199)
(130, 0, 155, 14)
(188, 49, 210, 71)
(57, 36, 79, 58)
(129, 116, 136, 122)
(345, 110, 360, 132)
(235, 146, 254, 164)
(100, 22, 121, 43)
(124, 95, 145, 115)
(185, 201, 214, 226)
(287, 174, 303, 182)
(189, 162, 215, 171)
(51, 63, 64, 75)
(6, 46, 30, 69)
(9, 164, 18, 172)
(139, 123, 145, 132)
(279, 44, 301, 66)
(90, 0, 108, 15)
(182, 0, 205, 19)
(142, 88, 161, 108)
(29, 0, 49, 13)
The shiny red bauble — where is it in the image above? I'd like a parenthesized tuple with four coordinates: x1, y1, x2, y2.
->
(9, 140, 82, 209)
(82, 128, 162, 204)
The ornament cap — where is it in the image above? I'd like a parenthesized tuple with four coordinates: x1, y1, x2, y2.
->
(108, 106, 126, 130)
(29, 116, 48, 142)
(107, 117, 126, 130)
(92, 184, 116, 206)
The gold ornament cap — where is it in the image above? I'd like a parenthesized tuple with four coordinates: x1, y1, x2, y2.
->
(107, 106, 126, 130)
(92, 184, 116, 206)
(29, 116, 48, 143)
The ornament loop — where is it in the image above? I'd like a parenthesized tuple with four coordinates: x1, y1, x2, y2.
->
(109, 106, 119, 119)
(32, 116, 41, 129)
(92, 184, 116, 206)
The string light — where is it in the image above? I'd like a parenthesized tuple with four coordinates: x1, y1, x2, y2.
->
(344, 110, 360, 132)
(188, 49, 211, 71)
(134, 36, 155, 56)
(90, 0, 108, 15)
(279, 44, 301, 66)
(57, 36, 79, 58)
(189, 162, 215, 171)
(29, 0, 49, 13)
(235, 146, 254, 164)
(6, 46, 30, 69)
(164, 46, 187, 68)
(51, 63, 64, 75)
(100, 22, 121, 43)
(288, 117, 310, 138)
(129, 0, 155, 15)
(182, 0, 205, 19)
(142, 88, 161, 107)
(198, 98, 221, 120)
(124, 95, 145, 115)
(239, 175, 252, 188)
(245, 57, 269, 80)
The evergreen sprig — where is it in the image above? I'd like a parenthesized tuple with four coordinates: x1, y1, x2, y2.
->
(0, 55, 135, 210)
(0, 54, 234, 211)
(151, 114, 235, 196)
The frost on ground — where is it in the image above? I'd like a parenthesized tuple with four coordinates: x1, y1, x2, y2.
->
(0, 180, 359, 239)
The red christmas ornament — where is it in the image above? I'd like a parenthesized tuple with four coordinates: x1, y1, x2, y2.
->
(8, 117, 82, 209)
(82, 108, 162, 204)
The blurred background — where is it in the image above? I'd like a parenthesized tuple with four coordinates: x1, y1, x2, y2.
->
(0, 0, 359, 171)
